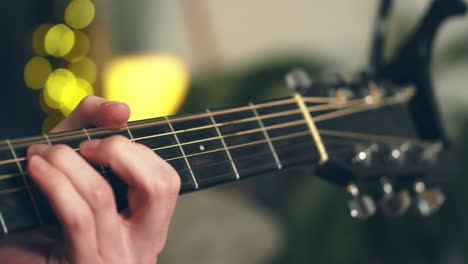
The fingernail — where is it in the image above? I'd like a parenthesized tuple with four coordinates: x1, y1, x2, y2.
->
(80, 139, 101, 152)
(100, 101, 122, 107)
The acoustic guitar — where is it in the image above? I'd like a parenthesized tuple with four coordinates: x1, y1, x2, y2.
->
(0, 69, 447, 235)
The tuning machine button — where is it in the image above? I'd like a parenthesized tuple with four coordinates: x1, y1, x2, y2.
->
(386, 142, 411, 165)
(347, 183, 376, 220)
(414, 181, 445, 216)
(379, 177, 411, 217)
(321, 72, 354, 100)
(353, 143, 379, 167)
(285, 68, 313, 95)
(421, 142, 443, 164)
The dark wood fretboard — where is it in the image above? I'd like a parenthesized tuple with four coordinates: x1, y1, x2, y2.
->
(0, 96, 324, 235)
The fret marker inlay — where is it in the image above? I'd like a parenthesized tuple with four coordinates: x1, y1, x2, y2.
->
(165, 117, 199, 189)
(249, 102, 282, 170)
(206, 109, 240, 180)
(5, 140, 44, 225)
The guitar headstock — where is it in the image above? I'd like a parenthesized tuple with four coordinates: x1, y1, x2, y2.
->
(286, 69, 448, 219)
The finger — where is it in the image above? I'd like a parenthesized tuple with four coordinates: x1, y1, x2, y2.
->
(28, 144, 123, 260)
(79, 137, 180, 247)
(26, 155, 98, 263)
(52, 96, 130, 132)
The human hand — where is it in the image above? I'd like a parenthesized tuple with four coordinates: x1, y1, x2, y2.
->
(0, 96, 180, 264)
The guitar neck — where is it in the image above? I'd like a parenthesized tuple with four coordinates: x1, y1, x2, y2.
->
(0, 95, 324, 235)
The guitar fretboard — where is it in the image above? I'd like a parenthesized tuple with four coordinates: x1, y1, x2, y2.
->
(0, 96, 325, 235)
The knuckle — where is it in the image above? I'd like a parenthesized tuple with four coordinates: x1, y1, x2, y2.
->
(87, 184, 114, 210)
(146, 164, 180, 198)
(62, 210, 93, 234)
(166, 167, 181, 194)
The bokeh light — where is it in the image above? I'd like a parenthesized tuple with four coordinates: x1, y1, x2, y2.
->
(104, 54, 189, 121)
(64, 30, 90, 63)
(44, 24, 75, 57)
(24, 56, 53, 89)
(44, 68, 77, 109)
(65, 0, 95, 29)
(32, 24, 53, 56)
(68, 57, 97, 84)
(60, 83, 90, 116)
(39, 92, 57, 114)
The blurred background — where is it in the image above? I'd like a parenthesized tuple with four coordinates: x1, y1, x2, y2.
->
(2, 0, 468, 263)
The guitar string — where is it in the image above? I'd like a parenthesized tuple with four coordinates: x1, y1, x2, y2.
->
(0, 137, 358, 197)
(0, 105, 425, 185)
(0, 96, 363, 151)
(77, 86, 413, 142)
(0, 88, 414, 168)
(0, 125, 431, 183)
(1, 96, 346, 148)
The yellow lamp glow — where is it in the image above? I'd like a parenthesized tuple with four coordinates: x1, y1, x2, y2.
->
(65, 0, 95, 29)
(24, 56, 52, 89)
(68, 57, 97, 84)
(44, 68, 77, 109)
(45, 24, 75, 57)
(103, 54, 189, 121)
(32, 24, 53, 56)
(64, 30, 90, 63)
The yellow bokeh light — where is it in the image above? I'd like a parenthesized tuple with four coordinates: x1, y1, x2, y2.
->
(24, 56, 52, 89)
(103, 54, 190, 121)
(76, 78, 94, 95)
(60, 84, 90, 116)
(39, 92, 57, 114)
(64, 30, 90, 63)
(68, 57, 97, 84)
(44, 68, 77, 109)
(32, 24, 53, 56)
(45, 24, 75, 57)
(65, 0, 95, 29)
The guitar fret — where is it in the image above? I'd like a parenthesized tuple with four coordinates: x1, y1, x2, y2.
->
(124, 124, 136, 142)
(82, 128, 109, 178)
(165, 117, 199, 189)
(0, 211, 7, 234)
(206, 109, 240, 180)
(43, 134, 52, 146)
(249, 102, 282, 170)
(5, 140, 44, 225)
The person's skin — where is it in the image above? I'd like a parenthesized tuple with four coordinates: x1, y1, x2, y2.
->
(0, 96, 181, 263)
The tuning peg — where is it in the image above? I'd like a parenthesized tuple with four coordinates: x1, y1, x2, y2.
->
(421, 142, 443, 164)
(413, 181, 445, 216)
(285, 68, 313, 95)
(353, 143, 379, 167)
(346, 183, 376, 220)
(379, 177, 411, 217)
(386, 142, 411, 165)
